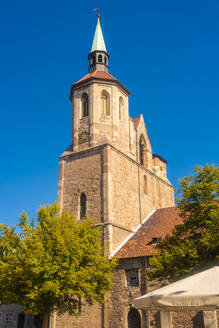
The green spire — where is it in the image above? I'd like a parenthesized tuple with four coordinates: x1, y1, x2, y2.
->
(91, 17, 107, 53)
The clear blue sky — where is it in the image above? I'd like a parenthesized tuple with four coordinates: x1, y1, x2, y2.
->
(0, 0, 218, 226)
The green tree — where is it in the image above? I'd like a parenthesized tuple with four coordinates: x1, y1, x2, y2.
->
(148, 164, 219, 281)
(0, 203, 116, 319)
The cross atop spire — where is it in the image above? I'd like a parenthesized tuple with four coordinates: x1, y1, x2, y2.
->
(91, 16, 107, 53)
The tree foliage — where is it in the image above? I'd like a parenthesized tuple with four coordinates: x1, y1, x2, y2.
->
(0, 203, 116, 316)
(148, 164, 219, 281)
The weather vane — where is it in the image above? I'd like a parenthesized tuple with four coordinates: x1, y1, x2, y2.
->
(93, 7, 100, 17)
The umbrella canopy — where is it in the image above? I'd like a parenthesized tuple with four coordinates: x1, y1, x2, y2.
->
(134, 266, 219, 310)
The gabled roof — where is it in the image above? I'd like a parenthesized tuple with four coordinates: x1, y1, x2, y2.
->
(91, 17, 107, 53)
(132, 116, 140, 129)
(153, 153, 167, 164)
(114, 207, 183, 259)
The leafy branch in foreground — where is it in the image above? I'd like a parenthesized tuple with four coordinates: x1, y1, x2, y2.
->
(0, 203, 116, 317)
(147, 164, 219, 281)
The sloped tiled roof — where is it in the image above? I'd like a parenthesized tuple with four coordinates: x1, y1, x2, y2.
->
(132, 116, 140, 128)
(70, 71, 130, 99)
(75, 71, 117, 84)
(115, 207, 183, 259)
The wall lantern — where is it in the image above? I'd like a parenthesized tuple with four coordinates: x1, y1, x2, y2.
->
(128, 291, 134, 308)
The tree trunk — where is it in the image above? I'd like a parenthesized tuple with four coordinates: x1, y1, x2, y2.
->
(42, 315, 50, 328)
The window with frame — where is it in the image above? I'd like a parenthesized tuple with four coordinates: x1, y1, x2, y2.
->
(139, 135, 146, 165)
(143, 175, 147, 194)
(98, 54, 103, 62)
(80, 193, 87, 218)
(119, 97, 124, 120)
(126, 269, 139, 287)
(101, 90, 110, 116)
(5, 312, 13, 323)
(81, 93, 89, 117)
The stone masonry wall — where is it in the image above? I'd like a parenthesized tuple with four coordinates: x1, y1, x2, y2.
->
(58, 147, 103, 221)
(107, 259, 219, 328)
(107, 146, 174, 254)
(54, 303, 102, 328)
(58, 142, 174, 255)
(107, 257, 147, 328)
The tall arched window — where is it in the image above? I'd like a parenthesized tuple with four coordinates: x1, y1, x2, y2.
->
(139, 135, 146, 165)
(98, 54, 102, 62)
(119, 97, 124, 120)
(144, 175, 147, 194)
(81, 93, 89, 117)
(101, 90, 110, 116)
(80, 193, 87, 218)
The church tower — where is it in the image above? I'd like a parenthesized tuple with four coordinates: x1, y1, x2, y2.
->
(56, 15, 175, 328)
(58, 16, 174, 257)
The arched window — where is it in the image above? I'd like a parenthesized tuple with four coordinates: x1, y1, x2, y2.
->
(119, 97, 124, 120)
(81, 93, 89, 117)
(128, 308, 141, 328)
(139, 135, 146, 166)
(80, 193, 87, 218)
(104, 56, 107, 64)
(144, 175, 147, 194)
(98, 54, 102, 62)
(101, 90, 110, 116)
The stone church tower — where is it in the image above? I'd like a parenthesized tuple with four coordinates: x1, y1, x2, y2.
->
(56, 16, 175, 327)
(58, 16, 174, 256)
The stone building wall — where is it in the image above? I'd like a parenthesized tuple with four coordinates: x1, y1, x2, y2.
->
(106, 259, 219, 328)
(58, 146, 103, 221)
(107, 257, 147, 328)
(58, 143, 174, 255)
(53, 257, 219, 328)
(107, 146, 174, 253)
(71, 82, 130, 156)
(54, 303, 102, 328)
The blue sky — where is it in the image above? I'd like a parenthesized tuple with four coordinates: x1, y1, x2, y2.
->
(0, 0, 218, 226)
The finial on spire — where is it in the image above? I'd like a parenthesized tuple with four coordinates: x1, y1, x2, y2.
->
(88, 10, 109, 73)
(93, 7, 100, 17)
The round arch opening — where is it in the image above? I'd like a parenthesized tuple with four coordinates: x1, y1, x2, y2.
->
(128, 308, 141, 328)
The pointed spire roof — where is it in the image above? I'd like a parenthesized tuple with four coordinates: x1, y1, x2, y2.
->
(91, 17, 107, 53)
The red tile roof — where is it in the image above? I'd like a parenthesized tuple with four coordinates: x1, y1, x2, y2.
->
(132, 116, 140, 128)
(70, 71, 130, 99)
(75, 71, 117, 84)
(115, 207, 183, 259)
